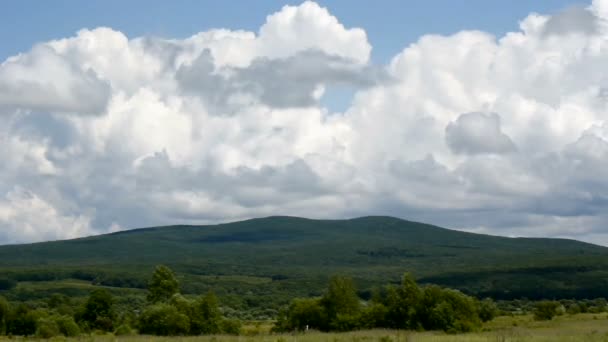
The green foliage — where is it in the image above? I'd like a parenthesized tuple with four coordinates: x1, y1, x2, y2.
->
(138, 303, 190, 336)
(147, 265, 179, 303)
(273, 298, 327, 332)
(219, 318, 242, 335)
(80, 288, 115, 331)
(533, 300, 560, 321)
(321, 276, 361, 329)
(190, 292, 222, 335)
(383, 273, 422, 330)
(275, 273, 483, 334)
(2, 216, 608, 308)
(0, 296, 8, 334)
(6, 304, 37, 336)
(419, 286, 481, 333)
(359, 302, 389, 329)
(114, 323, 135, 336)
(56, 315, 80, 337)
(35, 317, 60, 338)
(478, 298, 499, 322)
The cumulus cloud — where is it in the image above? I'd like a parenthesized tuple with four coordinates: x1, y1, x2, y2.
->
(0, 188, 94, 244)
(3, 1, 608, 245)
(446, 112, 516, 155)
(0, 45, 110, 114)
(177, 49, 387, 110)
(542, 6, 600, 36)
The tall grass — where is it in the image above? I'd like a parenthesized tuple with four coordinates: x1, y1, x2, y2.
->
(1, 313, 607, 341)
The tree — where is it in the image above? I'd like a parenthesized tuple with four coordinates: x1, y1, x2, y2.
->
(384, 273, 422, 330)
(147, 265, 179, 303)
(478, 298, 499, 322)
(0, 296, 9, 335)
(138, 303, 190, 336)
(273, 297, 326, 332)
(6, 304, 37, 336)
(81, 289, 115, 331)
(190, 292, 222, 335)
(419, 286, 481, 333)
(321, 276, 360, 330)
(533, 301, 560, 321)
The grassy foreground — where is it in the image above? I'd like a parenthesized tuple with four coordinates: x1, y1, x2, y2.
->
(2, 313, 608, 341)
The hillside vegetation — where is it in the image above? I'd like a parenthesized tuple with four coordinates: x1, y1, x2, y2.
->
(1, 216, 608, 310)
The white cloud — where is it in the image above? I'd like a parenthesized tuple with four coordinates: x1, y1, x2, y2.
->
(446, 112, 516, 155)
(0, 187, 93, 244)
(2, 1, 608, 244)
(0, 45, 110, 114)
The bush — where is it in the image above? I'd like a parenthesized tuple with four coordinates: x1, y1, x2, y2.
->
(80, 289, 115, 331)
(478, 298, 499, 322)
(36, 317, 60, 339)
(114, 324, 135, 336)
(219, 318, 242, 335)
(0, 296, 9, 335)
(273, 298, 327, 332)
(6, 304, 37, 336)
(138, 303, 190, 336)
(56, 315, 80, 337)
(189, 292, 222, 335)
(533, 301, 560, 321)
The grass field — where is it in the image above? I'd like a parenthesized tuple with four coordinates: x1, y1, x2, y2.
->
(2, 313, 607, 341)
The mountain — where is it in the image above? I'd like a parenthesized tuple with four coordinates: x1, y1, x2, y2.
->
(1, 216, 608, 308)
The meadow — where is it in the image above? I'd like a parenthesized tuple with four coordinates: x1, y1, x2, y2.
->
(1, 313, 607, 341)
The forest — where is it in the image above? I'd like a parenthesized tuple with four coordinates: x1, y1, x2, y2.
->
(1, 265, 606, 339)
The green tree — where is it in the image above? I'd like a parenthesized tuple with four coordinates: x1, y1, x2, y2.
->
(419, 286, 480, 333)
(321, 276, 361, 330)
(384, 273, 422, 330)
(81, 289, 115, 331)
(478, 298, 499, 322)
(0, 296, 8, 335)
(533, 301, 560, 321)
(138, 303, 190, 336)
(190, 292, 222, 335)
(6, 304, 37, 336)
(56, 315, 80, 337)
(36, 317, 60, 339)
(359, 302, 388, 329)
(273, 298, 326, 332)
(147, 265, 180, 303)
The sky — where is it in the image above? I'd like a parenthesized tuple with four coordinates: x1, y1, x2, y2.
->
(1, 0, 607, 245)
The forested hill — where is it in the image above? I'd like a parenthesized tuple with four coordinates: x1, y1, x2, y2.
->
(1, 216, 608, 302)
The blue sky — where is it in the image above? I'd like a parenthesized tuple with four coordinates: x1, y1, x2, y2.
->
(2, 0, 608, 245)
(1, 0, 584, 63)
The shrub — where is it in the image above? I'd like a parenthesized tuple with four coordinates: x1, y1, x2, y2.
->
(114, 324, 135, 336)
(36, 317, 60, 339)
(0, 296, 9, 335)
(478, 298, 499, 322)
(533, 301, 560, 321)
(56, 315, 80, 337)
(138, 303, 190, 336)
(219, 318, 242, 335)
(273, 298, 327, 332)
(6, 304, 37, 336)
(190, 292, 222, 335)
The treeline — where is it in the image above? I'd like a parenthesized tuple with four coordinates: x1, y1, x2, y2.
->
(0, 265, 239, 338)
(2, 266, 608, 338)
(274, 273, 498, 333)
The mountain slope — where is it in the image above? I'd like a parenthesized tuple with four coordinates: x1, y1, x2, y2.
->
(1, 216, 608, 303)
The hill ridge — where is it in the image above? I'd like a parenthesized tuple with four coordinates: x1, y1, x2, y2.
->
(1, 215, 608, 301)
